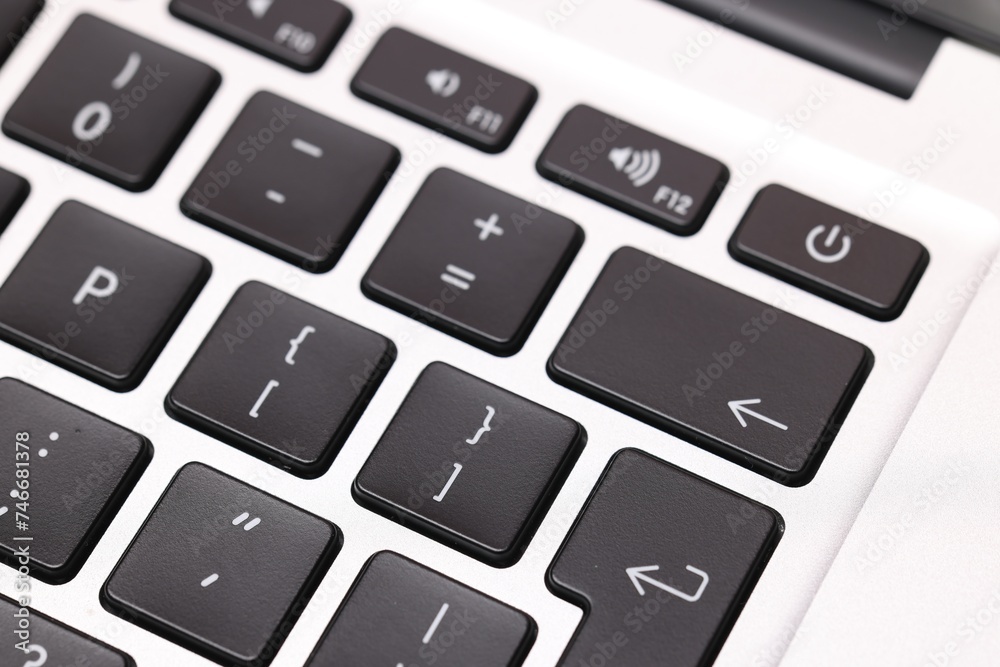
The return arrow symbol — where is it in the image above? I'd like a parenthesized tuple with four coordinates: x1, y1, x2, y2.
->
(626, 565, 709, 603)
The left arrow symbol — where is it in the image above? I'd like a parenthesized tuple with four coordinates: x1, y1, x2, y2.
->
(626, 564, 709, 603)
(728, 398, 788, 431)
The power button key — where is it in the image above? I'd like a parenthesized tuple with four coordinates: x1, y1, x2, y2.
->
(729, 185, 928, 321)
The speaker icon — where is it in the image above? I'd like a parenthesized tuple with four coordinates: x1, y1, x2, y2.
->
(608, 146, 661, 188)
(425, 69, 461, 98)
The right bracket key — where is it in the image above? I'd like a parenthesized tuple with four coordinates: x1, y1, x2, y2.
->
(548, 449, 783, 667)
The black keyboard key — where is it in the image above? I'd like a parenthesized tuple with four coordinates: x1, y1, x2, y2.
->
(2, 14, 220, 191)
(0, 167, 30, 234)
(729, 184, 929, 320)
(181, 91, 398, 271)
(0, 201, 210, 391)
(0, 379, 151, 583)
(363, 168, 582, 355)
(549, 247, 872, 485)
(549, 449, 782, 667)
(538, 104, 728, 235)
(103, 463, 340, 667)
(308, 551, 534, 666)
(351, 27, 537, 153)
(1, 595, 133, 667)
(167, 281, 394, 476)
(170, 0, 351, 72)
(355, 362, 584, 565)
(0, 0, 43, 67)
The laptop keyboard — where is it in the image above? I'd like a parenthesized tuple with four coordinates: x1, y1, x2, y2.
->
(0, 1, 995, 666)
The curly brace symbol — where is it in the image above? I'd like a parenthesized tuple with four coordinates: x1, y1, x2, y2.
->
(285, 326, 316, 365)
(466, 406, 496, 445)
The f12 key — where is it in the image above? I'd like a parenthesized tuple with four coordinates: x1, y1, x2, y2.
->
(538, 105, 729, 235)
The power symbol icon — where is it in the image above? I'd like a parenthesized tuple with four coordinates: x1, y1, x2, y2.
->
(806, 224, 851, 263)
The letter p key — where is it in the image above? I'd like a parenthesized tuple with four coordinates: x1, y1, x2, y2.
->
(73, 266, 119, 305)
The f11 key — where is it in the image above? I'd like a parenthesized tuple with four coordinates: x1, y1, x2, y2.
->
(352, 28, 537, 153)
